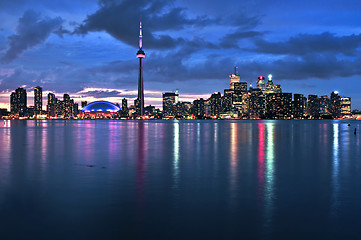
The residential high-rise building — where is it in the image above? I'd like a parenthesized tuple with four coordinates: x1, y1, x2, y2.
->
(266, 93, 292, 119)
(307, 94, 319, 118)
(330, 91, 341, 118)
(163, 92, 179, 116)
(136, 20, 145, 116)
(47, 93, 56, 117)
(340, 97, 351, 116)
(122, 98, 128, 117)
(34, 86, 42, 115)
(209, 92, 222, 116)
(318, 95, 330, 116)
(249, 88, 265, 118)
(176, 102, 192, 117)
(193, 98, 205, 117)
(63, 94, 71, 118)
(293, 94, 304, 118)
(10, 87, 27, 116)
(222, 90, 233, 113)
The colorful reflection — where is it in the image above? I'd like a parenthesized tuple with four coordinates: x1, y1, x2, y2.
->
(264, 122, 275, 227)
(257, 122, 265, 200)
(173, 121, 180, 188)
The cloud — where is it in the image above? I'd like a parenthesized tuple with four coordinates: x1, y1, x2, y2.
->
(1, 10, 64, 63)
(219, 29, 264, 49)
(249, 32, 361, 56)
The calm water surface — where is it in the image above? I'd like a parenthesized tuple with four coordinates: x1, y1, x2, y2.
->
(0, 120, 361, 239)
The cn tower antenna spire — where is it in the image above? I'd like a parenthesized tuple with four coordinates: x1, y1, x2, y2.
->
(139, 20, 143, 49)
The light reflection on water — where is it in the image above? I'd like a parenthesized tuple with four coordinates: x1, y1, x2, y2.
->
(0, 120, 361, 239)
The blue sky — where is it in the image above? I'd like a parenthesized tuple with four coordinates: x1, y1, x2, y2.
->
(0, 0, 361, 109)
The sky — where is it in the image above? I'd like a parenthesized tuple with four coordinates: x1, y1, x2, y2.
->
(0, 0, 361, 110)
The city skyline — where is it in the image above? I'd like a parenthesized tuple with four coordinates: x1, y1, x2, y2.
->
(0, 0, 361, 110)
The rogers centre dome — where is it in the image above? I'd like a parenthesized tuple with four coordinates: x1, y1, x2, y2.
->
(81, 101, 121, 112)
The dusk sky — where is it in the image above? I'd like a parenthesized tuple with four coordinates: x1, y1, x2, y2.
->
(0, 0, 361, 110)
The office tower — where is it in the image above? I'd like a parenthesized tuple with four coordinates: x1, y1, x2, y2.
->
(330, 91, 341, 118)
(318, 95, 330, 116)
(222, 90, 233, 113)
(136, 20, 145, 116)
(63, 94, 71, 118)
(249, 88, 265, 118)
(307, 94, 319, 118)
(340, 97, 351, 116)
(234, 82, 247, 94)
(193, 98, 205, 117)
(229, 66, 240, 90)
(265, 74, 282, 94)
(10, 87, 27, 116)
(122, 98, 128, 117)
(266, 93, 292, 119)
(209, 92, 222, 116)
(257, 76, 266, 93)
(163, 92, 179, 116)
(81, 101, 88, 108)
(73, 102, 79, 117)
(47, 93, 56, 117)
(293, 94, 304, 118)
(176, 102, 192, 116)
(34, 86, 42, 115)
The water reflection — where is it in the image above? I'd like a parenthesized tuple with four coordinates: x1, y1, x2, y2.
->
(173, 121, 180, 189)
(331, 123, 340, 216)
(264, 122, 275, 227)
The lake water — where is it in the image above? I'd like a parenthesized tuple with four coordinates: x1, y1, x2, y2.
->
(0, 120, 361, 239)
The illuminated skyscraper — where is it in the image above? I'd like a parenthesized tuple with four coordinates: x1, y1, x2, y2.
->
(47, 92, 56, 117)
(229, 66, 240, 90)
(136, 20, 145, 116)
(340, 97, 351, 116)
(257, 76, 266, 92)
(163, 92, 179, 116)
(10, 87, 27, 116)
(307, 94, 319, 118)
(318, 95, 330, 116)
(330, 91, 341, 118)
(122, 98, 128, 117)
(293, 94, 304, 118)
(34, 86, 42, 114)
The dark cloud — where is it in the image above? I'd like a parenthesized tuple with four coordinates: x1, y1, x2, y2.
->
(1, 10, 64, 63)
(249, 32, 361, 56)
(236, 53, 361, 81)
(220, 29, 264, 48)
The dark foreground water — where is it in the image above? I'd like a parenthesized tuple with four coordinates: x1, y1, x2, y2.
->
(0, 120, 361, 239)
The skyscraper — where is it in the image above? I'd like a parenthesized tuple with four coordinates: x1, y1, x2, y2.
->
(47, 93, 56, 117)
(257, 76, 266, 93)
(163, 92, 179, 116)
(293, 94, 304, 118)
(136, 20, 145, 116)
(340, 97, 351, 116)
(307, 94, 319, 118)
(10, 87, 27, 116)
(229, 66, 240, 90)
(34, 86, 42, 115)
(122, 98, 128, 117)
(330, 91, 341, 118)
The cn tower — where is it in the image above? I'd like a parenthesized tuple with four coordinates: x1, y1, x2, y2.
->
(136, 20, 145, 116)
